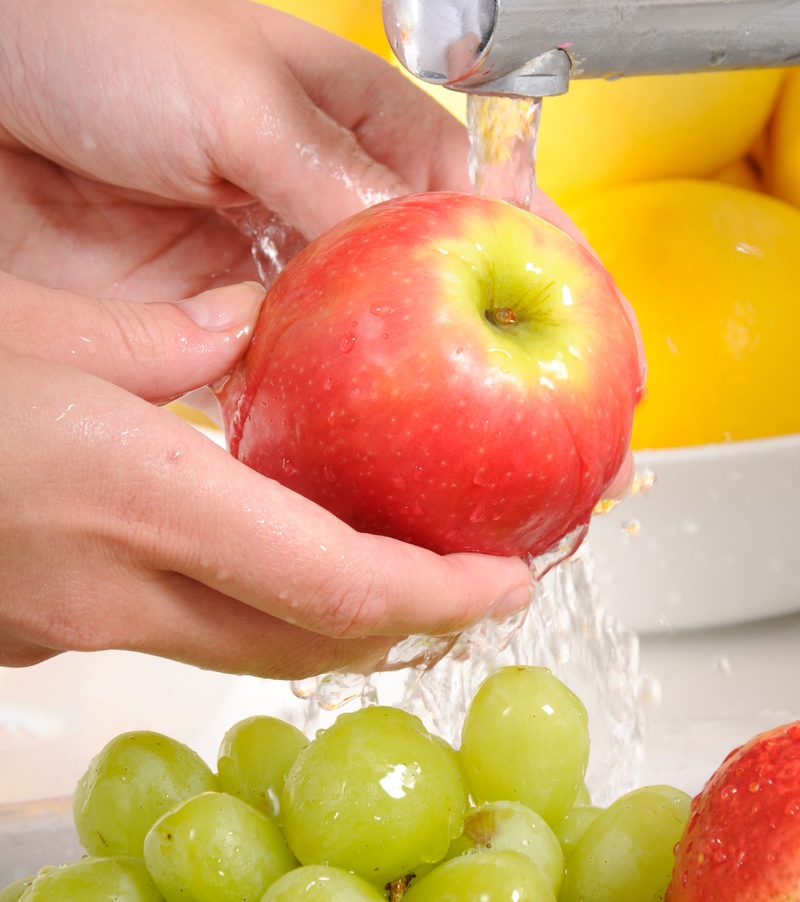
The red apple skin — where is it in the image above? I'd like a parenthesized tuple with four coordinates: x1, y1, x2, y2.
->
(667, 722, 800, 902)
(219, 192, 640, 558)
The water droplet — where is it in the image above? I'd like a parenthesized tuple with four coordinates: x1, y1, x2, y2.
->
(412, 502, 425, 517)
(444, 527, 460, 540)
(323, 376, 332, 390)
(340, 332, 356, 353)
(291, 676, 320, 699)
(282, 459, 297, 477)
(413, 466, 424, 483)
(630, 467, 657, 496)
(370, 303, 394, 317)
(469, 501, 486, 523)
(593, 498, 620, 516)
(317, 672, 367, 710)
(394, 473, 408, 491)
(324, 467, 337, 483)
(473, 468, 489, 487)
(709, 49, 727, 66)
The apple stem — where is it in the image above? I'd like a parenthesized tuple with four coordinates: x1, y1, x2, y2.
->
(486, 307, 518, 326)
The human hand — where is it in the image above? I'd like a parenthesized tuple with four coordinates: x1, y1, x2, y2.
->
(0, 329, 534, 676)
(0, 0, 536, 676)
(0, 0, 472, 242)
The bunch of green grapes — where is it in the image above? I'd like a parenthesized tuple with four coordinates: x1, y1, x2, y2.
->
(1, 666, 691, 902)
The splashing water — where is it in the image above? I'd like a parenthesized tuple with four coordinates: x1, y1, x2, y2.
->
(290, 525, 649, 805)
(219, 203, 307, 288)
(230, 98, 653, 801)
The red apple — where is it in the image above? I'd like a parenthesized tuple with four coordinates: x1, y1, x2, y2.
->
(667, 721, 800, 901)
(219, 192, 640, 558)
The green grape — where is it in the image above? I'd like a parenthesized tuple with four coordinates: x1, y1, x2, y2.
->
(143, 791, 298, 902)
(560, 784, 692, 902)
(73, 731, 219, 858)
(403, 850, 557, 902)
(445, 801, 565, 894)
(553, 805, 603, 858)
(574, 784, 592, 806)
(281, 706, 468, 886)
(0, 877, 34, 902)
(17, 857, 163, 901)
(217, 715, 308, 819)
(262, 865, 387, 901)
(460, 667, 590, 827)
(432, 734, 470, 800)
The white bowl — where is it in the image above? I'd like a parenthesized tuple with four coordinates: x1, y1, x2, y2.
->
(589, 433, 800, 635)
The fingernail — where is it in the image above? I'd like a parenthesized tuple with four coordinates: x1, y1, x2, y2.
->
(178, 281, 266, 332)
(497, 580, 536, 617)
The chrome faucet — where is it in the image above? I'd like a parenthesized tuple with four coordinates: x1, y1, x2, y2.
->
(383, 0, 800, 97)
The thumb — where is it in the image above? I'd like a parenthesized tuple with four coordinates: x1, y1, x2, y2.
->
(0, 272, 265, 404)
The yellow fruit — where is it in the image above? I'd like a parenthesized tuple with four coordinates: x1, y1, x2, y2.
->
(165, 400, 219, 431)
(256, 0, 391, 59)
(566, 179, 800, 449)
(713, 157, 762, 192)
(767, 68, 800, 209)
(537, 70, 785, 206)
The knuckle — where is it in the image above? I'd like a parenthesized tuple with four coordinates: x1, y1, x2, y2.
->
(101, 300, 170, 372)
(301, 564, 392, 639)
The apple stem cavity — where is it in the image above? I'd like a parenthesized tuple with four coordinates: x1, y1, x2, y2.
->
(486, 307, 518, 326)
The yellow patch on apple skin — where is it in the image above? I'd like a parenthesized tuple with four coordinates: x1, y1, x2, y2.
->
(418, 200, 613, 392)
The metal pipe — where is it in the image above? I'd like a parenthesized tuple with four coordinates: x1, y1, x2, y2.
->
(383, 0, 800, 96)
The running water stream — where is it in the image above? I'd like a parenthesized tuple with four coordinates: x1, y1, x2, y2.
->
(228, 95, 655, 805)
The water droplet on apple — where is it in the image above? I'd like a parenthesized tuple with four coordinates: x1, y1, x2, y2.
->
(394, 473, 408, 491)
(469, 501, 486, 523)
(324, 467, 337, 483)
(323, 376, 332, 390)
(473, 468, 489, 487)
(369, 304, 394, 317)
(413, 466, 424, 483)
(412, 502, 425, 516)
(282, 458, 297, 477)
(340, 332, 356, 353)
(444, 527, 460, 540)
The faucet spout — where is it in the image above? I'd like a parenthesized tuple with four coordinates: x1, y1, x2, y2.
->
(383, 0, 800, 97)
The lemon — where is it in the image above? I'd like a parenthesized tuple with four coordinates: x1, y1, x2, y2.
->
(713, 157, 762, 192)
(537, 70, 784, 206)
(256, 0, 391, 60)
(566, 179, 800, 449)
(766, 68, 800, 209)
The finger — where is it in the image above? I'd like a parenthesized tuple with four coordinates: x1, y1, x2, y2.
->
(0, 346, 396, 679)
(254, 6, 472, 197)
(601, 449, 635, 501)
(209, 5, 471, 238)
(207, 45, 407, 239)
(129, 421, 536, 640)
(0, 271, 265, 403)
(28, 363, 535, 640)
